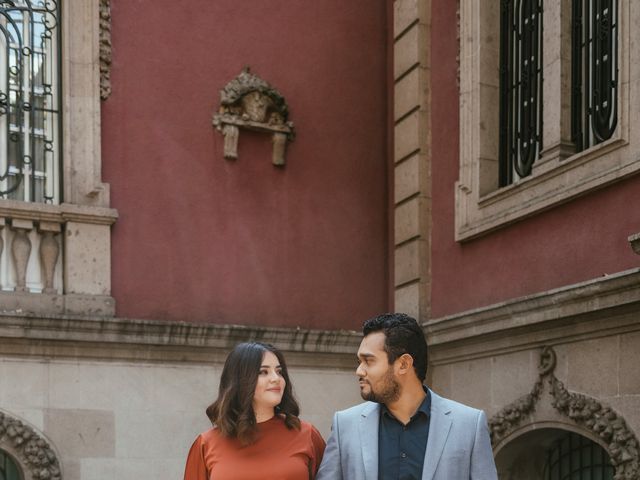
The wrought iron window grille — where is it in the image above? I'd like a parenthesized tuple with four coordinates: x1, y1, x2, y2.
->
(499, 0, 544, 187)
(544, 431, 614, 480)
(0, 0, 61, 203)
(571, 0, 619, 153)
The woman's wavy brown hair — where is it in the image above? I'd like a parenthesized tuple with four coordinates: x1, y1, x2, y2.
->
(206, 342, 301, 445)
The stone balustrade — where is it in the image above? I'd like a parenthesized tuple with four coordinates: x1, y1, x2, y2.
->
(0, 200, 118, 316)
(0, 216, 63, 294)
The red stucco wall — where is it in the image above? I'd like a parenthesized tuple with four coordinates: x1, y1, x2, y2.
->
(430, 0, 640, 318)
(101, 1, 388, 329)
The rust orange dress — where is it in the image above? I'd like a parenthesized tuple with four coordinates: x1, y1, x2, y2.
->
(183, 416, 325, 480)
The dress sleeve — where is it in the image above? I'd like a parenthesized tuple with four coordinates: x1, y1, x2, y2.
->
(308, 425, 326, 478)
(183, 435, 209, 480)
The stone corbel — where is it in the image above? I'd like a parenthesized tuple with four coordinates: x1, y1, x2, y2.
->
(212, 68, 294, 166)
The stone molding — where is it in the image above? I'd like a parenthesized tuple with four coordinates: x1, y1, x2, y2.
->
(0, 313, 362, 368)
(0, 409, 62, 480)
(0, 201, 118, 226)
(99, 0, 112, 101)
(456, 0, 637, 241)
(425, 268, 640, 363)
(490, 346, 639, 479)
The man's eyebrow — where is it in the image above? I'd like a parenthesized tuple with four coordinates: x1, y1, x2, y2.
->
(358, 353, 375, 360)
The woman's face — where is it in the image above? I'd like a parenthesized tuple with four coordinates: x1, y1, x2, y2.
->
(253, 351, 286, 412)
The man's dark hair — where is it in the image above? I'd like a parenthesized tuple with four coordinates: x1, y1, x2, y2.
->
(363, 313, 428, 382)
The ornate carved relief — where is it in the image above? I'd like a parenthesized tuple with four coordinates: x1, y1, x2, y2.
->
(489, 346, 640, 480)
(0, 410, 62, 480)
(212, 68, 294, 166)
(99, 0, 112, 100)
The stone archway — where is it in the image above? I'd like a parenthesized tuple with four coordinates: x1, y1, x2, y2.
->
(489, 346, 639, 480)
(495, 426, 614, 480)
(0, 409, 61, 480)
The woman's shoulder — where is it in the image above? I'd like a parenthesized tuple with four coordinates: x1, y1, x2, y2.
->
(195, 427, 222, 444)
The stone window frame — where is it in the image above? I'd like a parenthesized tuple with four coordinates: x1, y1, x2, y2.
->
(0, 0, 117, 315)
(456, 0, 635, 242)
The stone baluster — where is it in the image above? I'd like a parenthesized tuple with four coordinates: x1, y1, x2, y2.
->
(38, 221, 61, 294)
(10, 219, 33, 292)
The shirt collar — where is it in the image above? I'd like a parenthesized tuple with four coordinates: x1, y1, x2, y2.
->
(381, 385, 431, 420)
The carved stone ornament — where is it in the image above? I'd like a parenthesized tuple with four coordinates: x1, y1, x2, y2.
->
(489, 346, 640, 480)
(0, 410, 62, 480)
(212, 67, 295, 166)
(99, 0, 112, 100)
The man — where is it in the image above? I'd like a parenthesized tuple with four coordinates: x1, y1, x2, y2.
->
(316, 313, 497, 480)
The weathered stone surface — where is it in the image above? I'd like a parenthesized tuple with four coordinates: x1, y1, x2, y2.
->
(394, 67, 420, 121)
(394, 0, 418, 37)
(394, 197, 420, 245)
(44, 409, 115, 458)
(394, 154, 420, 203)
(394, 240, 420, 286)
(394, 109, 420, 162)
(394, 282, 420, 320)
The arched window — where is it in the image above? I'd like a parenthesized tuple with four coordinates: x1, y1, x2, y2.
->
(0, 0, 61, 203)
(0, 449, 22, 480)
(496, 428, 617, 480)
(544, 431, 614, 480)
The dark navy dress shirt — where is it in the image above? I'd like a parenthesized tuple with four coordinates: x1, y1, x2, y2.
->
(378, 388, 431, 480)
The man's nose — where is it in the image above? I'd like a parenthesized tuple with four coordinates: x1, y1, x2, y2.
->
(356, 363, 365, 377)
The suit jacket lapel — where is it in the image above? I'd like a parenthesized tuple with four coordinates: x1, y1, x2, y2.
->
(422, 391, 452, 480)
(358, 402, 380, 480)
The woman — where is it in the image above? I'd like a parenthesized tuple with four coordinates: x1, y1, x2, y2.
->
(184, 342, 326, 480)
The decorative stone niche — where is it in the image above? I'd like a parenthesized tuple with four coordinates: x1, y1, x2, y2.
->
(212, 68, 294, 166)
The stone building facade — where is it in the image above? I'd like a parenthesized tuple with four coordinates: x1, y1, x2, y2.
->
(0, 1, 639, 479)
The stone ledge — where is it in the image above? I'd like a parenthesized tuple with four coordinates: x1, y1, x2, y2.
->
(0, 292, 115, 317)
(425, 268, 640, 355)
(0, 313, 362, 367)
(0, 200, 118, 226)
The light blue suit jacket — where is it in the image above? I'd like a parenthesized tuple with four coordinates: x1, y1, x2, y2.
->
(316, 390, 498, 480)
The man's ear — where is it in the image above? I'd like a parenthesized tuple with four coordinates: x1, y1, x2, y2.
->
(396, 353, 415, 375)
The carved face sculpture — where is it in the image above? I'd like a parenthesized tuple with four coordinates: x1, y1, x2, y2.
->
(241, 91, 271, 122)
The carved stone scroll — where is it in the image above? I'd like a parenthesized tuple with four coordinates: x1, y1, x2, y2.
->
(212, 68, 295, 166)
(489, 346, 640, 480)
(0, 410, 62, 480)
(99, 0, 112, 100)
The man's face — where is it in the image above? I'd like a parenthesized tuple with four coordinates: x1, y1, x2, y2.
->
(356, 332, 400, 404)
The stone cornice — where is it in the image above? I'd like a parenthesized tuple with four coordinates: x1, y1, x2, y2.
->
(0, 314, 361, 368)
(425, 268, 640, 362)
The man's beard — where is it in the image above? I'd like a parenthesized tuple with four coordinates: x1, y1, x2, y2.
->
(360, 367, 401, 404)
